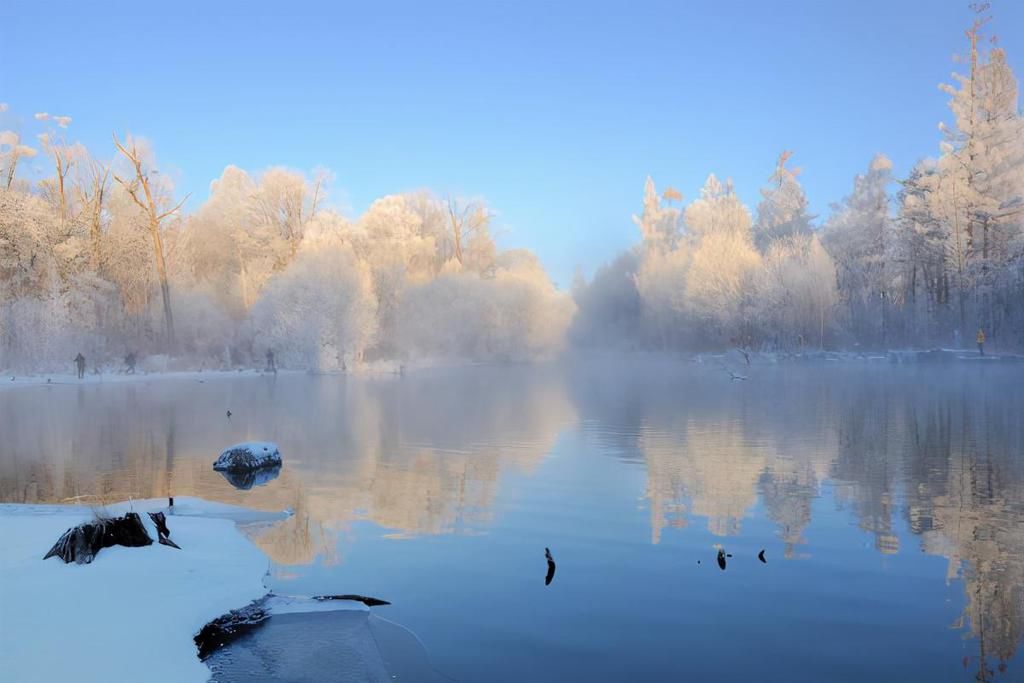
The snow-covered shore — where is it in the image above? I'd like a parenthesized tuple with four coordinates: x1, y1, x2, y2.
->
(0, 369, 289, 392)
(0, 497, 287, 682)
(0, 358, 426, 393)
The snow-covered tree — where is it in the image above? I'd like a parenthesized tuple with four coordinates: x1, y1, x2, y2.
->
(569, 251, 643, 349)
(823, 154, 896, 344)
(633, 176, 681, 253)
(756, 234, 838, 348)
(0, 131, 37, 190)
(684, 174, 751, 240)
(251, 240, 377, 371)
(685, 229, 761, 343)
(754, 151, 813, 252)
(112, 135, 187, 349)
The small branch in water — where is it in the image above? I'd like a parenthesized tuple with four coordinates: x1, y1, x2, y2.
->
(313, 594, 391, 607)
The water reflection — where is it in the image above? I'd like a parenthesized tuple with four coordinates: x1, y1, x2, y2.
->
(0, 366, 574, 567)
(1, 361, 1022, 680)
(567, 359, 1023, 679)
(218, 466, 281, 490)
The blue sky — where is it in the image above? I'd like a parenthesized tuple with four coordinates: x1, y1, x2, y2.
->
(2, 0, 1022, 287)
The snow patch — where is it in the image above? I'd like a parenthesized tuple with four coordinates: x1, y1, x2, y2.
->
(0, 498, 279, 682)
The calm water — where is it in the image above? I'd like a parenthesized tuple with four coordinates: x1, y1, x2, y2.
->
(2, 359, 1022, 682)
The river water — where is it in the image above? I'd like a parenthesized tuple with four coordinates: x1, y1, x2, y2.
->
(1, 358, 1021, 682)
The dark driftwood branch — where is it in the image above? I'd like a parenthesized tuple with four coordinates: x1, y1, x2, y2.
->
(313, 594, 391, 607)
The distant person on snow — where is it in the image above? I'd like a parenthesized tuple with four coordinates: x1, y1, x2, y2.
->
(976, 328, 986, 356)
(265, 349, 277, 374)
(74, 353, 86, 379)
(124, 352, 136, 374)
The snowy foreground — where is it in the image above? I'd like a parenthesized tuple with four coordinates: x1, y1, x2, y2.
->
(0, 499, 276, 679)
(0, 497, 440, 682)
(0, 498, 282, 682)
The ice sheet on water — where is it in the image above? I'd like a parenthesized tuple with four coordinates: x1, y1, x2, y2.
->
(205, 609, 446, 682)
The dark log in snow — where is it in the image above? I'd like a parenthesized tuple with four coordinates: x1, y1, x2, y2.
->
(43, 512, 153, 564)
(195, 597, 270, 660)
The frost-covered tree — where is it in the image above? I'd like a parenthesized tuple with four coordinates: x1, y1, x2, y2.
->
(754, 151, 813, 252)
(569, 251, 643, 349)
(112, 135, 188, 349)
(685, 229, 761, 343)
(890, 5, 1024, 347)
(634, 245, 691, 348)
(685, 174, 751, 240)
(251, 240, 377, 371)
(0, 131, 37, 190)
(633, 176, 681, 253)
(400, 250, 573, 361)
(756, 235, 838, 348)
(823, 154, 896, 345)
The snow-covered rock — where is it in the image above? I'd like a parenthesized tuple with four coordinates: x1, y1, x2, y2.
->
(213, 442, 282, 472)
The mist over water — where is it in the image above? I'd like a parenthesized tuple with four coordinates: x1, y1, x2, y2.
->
(1, 359, 1021, 682)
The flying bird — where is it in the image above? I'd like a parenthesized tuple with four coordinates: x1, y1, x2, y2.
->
(545, 547, 556, 586)
(758, 549, 767, 563)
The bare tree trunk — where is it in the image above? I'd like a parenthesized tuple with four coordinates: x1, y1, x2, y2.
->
(113, 135, 188, 352)
(151, 219, 176, 347)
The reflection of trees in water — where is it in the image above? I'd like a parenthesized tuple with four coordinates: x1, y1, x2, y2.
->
(641, 423, 764, 541)
(830, 383, 902, 554)
(898, 378, 1024, 680)
(758, 459, 817, 558)
(568, 359, 1023, 675)
(0, 367, 574, 566)
(569, 359, 824, 547)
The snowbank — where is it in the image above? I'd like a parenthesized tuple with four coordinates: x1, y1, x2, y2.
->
(0, 497, 281, 683)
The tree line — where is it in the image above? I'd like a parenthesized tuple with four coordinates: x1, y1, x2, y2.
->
(574, 7, 1022, 353)
(1, 7, 1021, 371)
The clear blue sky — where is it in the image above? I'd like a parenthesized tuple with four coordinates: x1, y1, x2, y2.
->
(2, 0, 1022, 287)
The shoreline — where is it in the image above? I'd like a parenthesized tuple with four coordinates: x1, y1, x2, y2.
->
(2, 348, 1019, 395)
